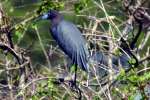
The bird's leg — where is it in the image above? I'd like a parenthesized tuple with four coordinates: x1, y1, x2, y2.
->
(74, 64, 77, 85)
(69, 64, 78, 88)
(68, 65, 81, 99)
(70, 64, 77, 87)
(72, 65, 82, 100)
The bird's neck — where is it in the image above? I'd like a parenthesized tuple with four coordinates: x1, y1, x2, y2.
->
(51, 16, 63, 26)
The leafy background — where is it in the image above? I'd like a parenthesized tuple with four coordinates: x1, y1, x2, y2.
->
(0, 0, 150, 100)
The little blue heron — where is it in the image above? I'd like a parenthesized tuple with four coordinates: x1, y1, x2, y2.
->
(39, 10, 131, 86)
(41, 10, 90, 86)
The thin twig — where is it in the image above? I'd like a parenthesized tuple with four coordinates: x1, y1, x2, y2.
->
(34, 26, 51, 68)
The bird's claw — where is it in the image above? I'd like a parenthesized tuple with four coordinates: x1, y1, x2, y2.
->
(58, 78, 64, 82)
(53, 78, 64, 85)
(68, 80, 82, 99)
(68, 80, 76, 89)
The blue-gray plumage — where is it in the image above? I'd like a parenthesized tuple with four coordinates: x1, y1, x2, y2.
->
(40, 10, 131, 81)
(41, 10, 89, 71)
(91, 51, 131, 77)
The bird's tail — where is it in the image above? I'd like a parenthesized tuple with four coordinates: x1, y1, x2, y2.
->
(87, 51, 131, 78)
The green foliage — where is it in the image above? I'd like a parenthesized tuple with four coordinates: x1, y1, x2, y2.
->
(128, 58, 136, 66)
(15, 30, 22, 40)
(116, 68, 126, 80)
(31, 23, 37, 29)
(37, 0, 64, 14)
(127, 74, 139, 84)
(1, 0, 150, 99)
(116, 68, 150, 99)
(138, 72, 150, 82)
(14, 22, 28, 42)
(93, 95, 101, 100)
(70, 64, 76, 72)
(31, 78, 58, 100)
(114, 48, 122, 56)
(74, 0, 91, 13)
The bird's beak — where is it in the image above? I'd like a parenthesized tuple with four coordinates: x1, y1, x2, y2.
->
(41, 13, 49, 19)
(32, 13, 49, 23)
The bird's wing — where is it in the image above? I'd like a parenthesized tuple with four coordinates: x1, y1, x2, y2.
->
(51, 20, 89, 71)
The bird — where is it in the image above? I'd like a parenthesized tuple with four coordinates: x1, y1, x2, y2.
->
(39, 10, 131, 86)
(40, 10, 90, 86)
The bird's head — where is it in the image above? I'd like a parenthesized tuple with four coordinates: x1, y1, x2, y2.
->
(41, 10, 62, 20)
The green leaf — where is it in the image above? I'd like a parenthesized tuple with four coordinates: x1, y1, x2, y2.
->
(48, 79, 54, 89)
(128, 58, 136, 65)
(128, 75, 139, 83)
(31, 23, 37, 29)
(114, 49, 121, 56)
(93, 95, 101, 100)
(117, 69, 126, 80)
(139, 72, 150, 82)
(74, 0, 90, 13)
(74, 3, 84, 13)
(15, 31, 22, 39)
(37, 1, 64, 14)
(71, 64, 76, 72)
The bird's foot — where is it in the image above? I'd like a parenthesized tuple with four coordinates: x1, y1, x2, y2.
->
(68, 80, 82, 99)
(53, 78, 64, 85)
(68, 80, 77, 89)
(58, 78, 64, 82)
